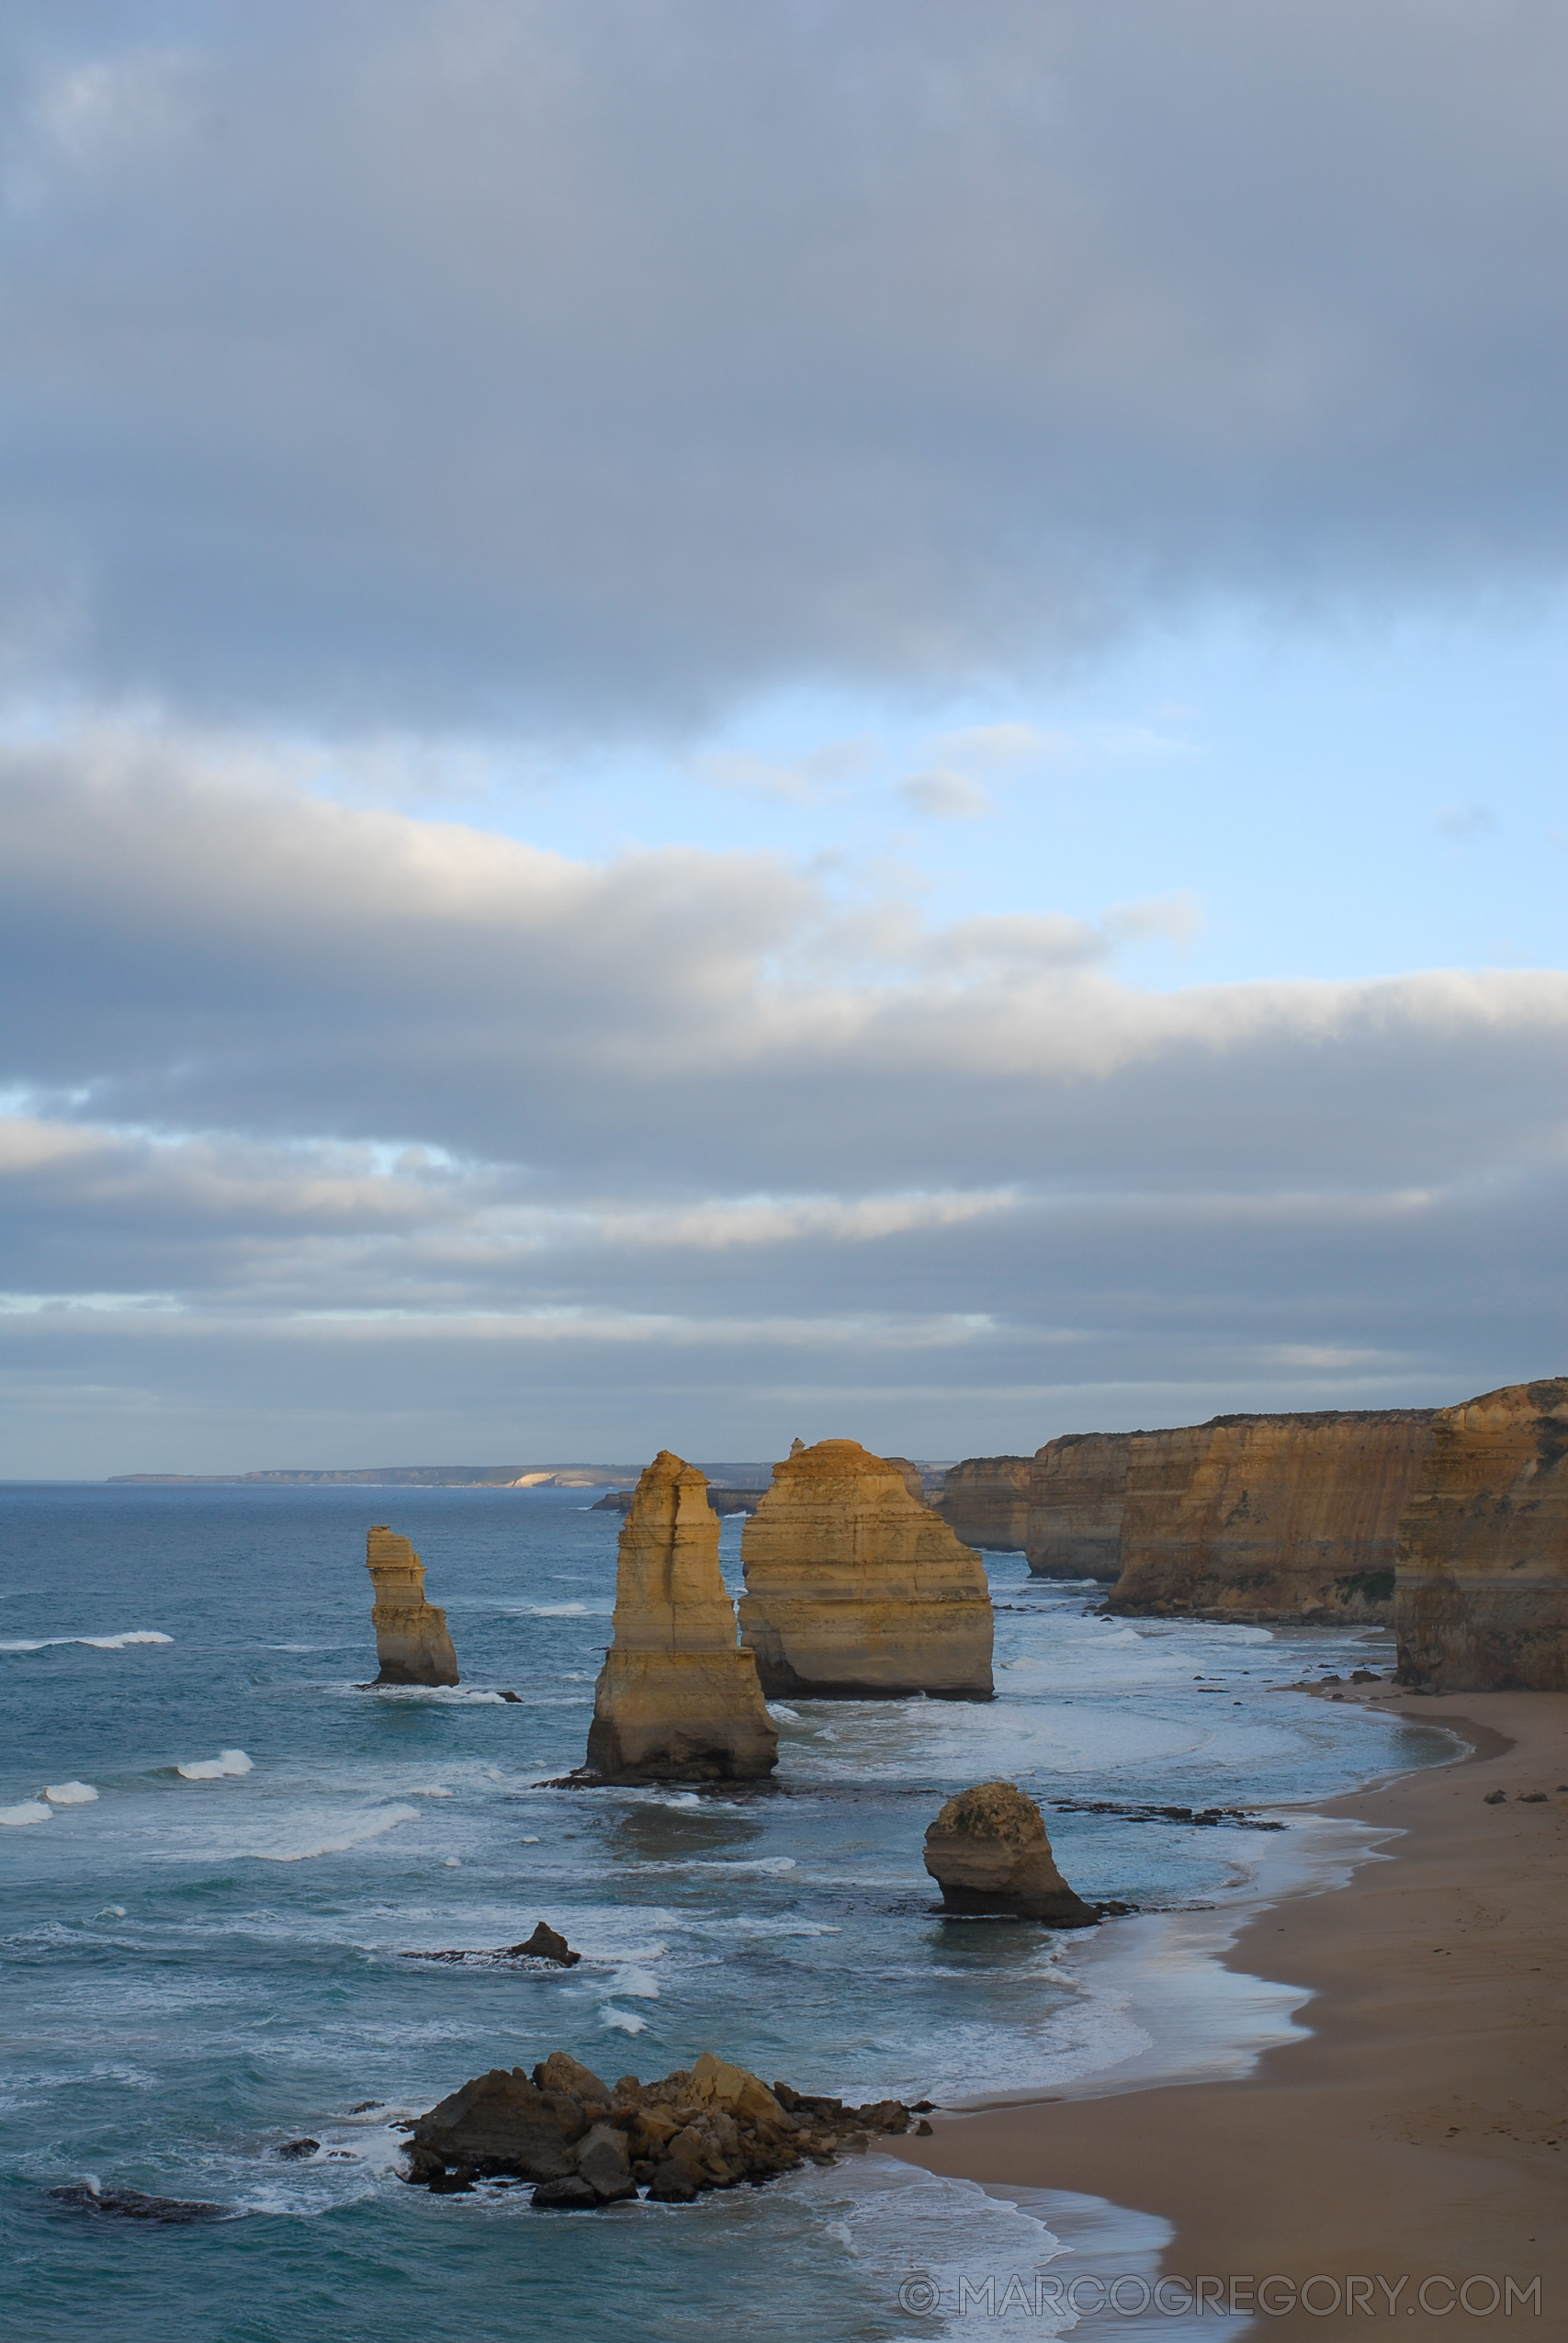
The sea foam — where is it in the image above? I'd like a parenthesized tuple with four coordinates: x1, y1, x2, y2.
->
(251, 1805, 418, 1862)
(0, 1800, 51, 1826)
(1, 1630, 173, 1653)
(176, 1749, 254, 1781)
(43, 1782, 99, 1804)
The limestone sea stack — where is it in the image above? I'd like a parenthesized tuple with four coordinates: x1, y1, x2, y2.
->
(936, 1454, 1032, 1552)
(1105, 1409, 1435, 1624)
(1396, 1379, 1568, 1691)
(923, 1780, 1096, 1925)
(365, 1526, 459, 1685)
(1027, 1433, 1134, 1579)
(739, 1438, 993, 1698)
(585, 1452, 777, 1783)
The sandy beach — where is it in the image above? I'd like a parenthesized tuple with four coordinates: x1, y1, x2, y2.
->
(892, 1689, 1568, 2337)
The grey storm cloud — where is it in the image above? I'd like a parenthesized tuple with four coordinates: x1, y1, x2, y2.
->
(0, 0, 1562, 729)
(0, 740, 1563, 1471)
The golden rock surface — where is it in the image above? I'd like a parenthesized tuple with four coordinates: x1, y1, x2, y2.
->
(1396, 1378, 1568, 1690)
(1102, 1409, 1435, 1624)
(739, 1437, 993, 1698)
(586, 1451, 777, 1782)
(366, 1525, 460, 1685)
(936, 1454, 1032, 1554)
(923, 1779, 1095, 1924)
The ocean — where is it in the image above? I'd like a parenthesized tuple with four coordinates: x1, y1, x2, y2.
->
(2, 1482, 1454, 2341)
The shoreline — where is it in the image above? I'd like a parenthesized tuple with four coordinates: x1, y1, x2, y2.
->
(887, 1689, 1568, 2336)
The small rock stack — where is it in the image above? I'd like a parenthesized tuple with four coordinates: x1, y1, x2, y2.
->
(923, 1779, 1097, 1925)
(403, 2049, 912, 2207)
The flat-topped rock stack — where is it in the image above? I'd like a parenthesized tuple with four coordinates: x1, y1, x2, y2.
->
(365, 1526, 460, 1685)
(923, 1780, 1096, 1925)
(585, 1451, 777, 1783)
(936, 1454, 1032, 1552)
(1027, 1432, 1134, 1579)
(1105, 1409, 1436, 1624)
(1396, 1379, 1568, 1691)
(738, 1438, 993, 1699)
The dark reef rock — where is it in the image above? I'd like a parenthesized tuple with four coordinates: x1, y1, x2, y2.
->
(276, 2137, 320, 2160)
(509, 1922, 581, 1966)
(50, 2183, 231, 2224)
(402, 2047, 912, 2205)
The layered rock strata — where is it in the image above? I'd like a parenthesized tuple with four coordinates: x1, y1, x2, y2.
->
(585, 1452, 777, 1783)
(1105, 1409, 1436, 1623)
(403, 2049, 912, 2205)
(1396, 1379, 1568, 1691)
(923, 1780, 1097, 1924)
(1027, 1432, 1134, 1579)
(937, 1455, 1032, 1552)
(739, 1438, 993, 1698)
(365, 1526, 459, 1685)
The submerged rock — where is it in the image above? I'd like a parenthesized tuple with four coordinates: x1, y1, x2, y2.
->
(364, 1525, 459, 1686)
(1397, 1380, 1568, 1690)
(923, 1780, 1097, 1925)
(50, 2182, 231, 2224)
(739, 1439, 993, 1699)
(276, 2136, 320, 2160)
(402, 2049, 911, 2204)
(585, 1451, 777, 1783)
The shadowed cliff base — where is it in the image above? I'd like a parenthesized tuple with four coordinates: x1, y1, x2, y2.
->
(1397, 1379, 1568, 1692)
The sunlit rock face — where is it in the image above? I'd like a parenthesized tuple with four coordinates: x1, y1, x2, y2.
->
(585, 1451, 777, 1783)
(1027, 1434, 1134, 1580)
(739, 1438, 993, 1699)
(1105, 1409, 1436, 1624)
(366, 1526, 460, 1685)
(936, 1455, 1032, 1553)
(1396, 1380, 1568, 1691)
(922, 1780, 1096, 1925)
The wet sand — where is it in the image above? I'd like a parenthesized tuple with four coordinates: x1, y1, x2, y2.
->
(889, 1689, 1568, 2337)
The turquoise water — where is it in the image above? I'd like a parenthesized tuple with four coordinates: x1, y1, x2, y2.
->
(2, 1485, 1448, 2342)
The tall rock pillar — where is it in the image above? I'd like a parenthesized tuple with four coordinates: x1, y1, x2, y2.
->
(365, 1526, 460, 1685)
(586, 1452, 778, 1783)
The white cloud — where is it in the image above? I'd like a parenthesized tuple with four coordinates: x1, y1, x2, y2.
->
(897, 769, 994, 820)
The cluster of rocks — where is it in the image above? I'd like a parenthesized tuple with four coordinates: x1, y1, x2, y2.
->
(402, 2049, 916, 2209)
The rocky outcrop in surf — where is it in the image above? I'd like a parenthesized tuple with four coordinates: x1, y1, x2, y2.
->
(1396, 1379, 1568, 1691)
(1027, 1433, 1134, 1579)
(1101, 1409, 1435, 1623)
(922, 1780, 1097, 1924)
(403, 2050, 913, 2205)
(365, 1526, 459, 1685)
(739, 1438, 993, 1699)
(936, 1455, 1032, 1552)
(584, 1452, 777, 1783)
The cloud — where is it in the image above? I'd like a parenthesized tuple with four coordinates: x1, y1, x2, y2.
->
(0, 1, 1561, 730)
(897, 769, 994, 821)
(0, 737, 1563, 1468)
(1436, 801, 1500, 839)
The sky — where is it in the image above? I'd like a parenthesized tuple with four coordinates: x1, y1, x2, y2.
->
(1, 0, 1563, 1477)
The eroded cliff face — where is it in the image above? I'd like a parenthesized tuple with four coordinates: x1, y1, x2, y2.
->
(366, 1526, 460, 1685)
(586, 1451, 777, 1782)
(739, 1438, 993, 1698)
(1027, 1434, 1134, 1579)
(1396, 1380, 1568, 1691)
(1105, 1409, 1435, 1624)
(936, 1455, 1032, 1552)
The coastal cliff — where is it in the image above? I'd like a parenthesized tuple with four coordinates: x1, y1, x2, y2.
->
(1027, 1433, 1134, 1579)
(585, 1452, 777, 1782)
(1106, 1409, 1435, 1623)
(739, 1439, 994, 1698)
(365, 1526, 459, 1684)
(1396, 1379, 1568, 1690)
(936, 1455, 1032, 1552)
